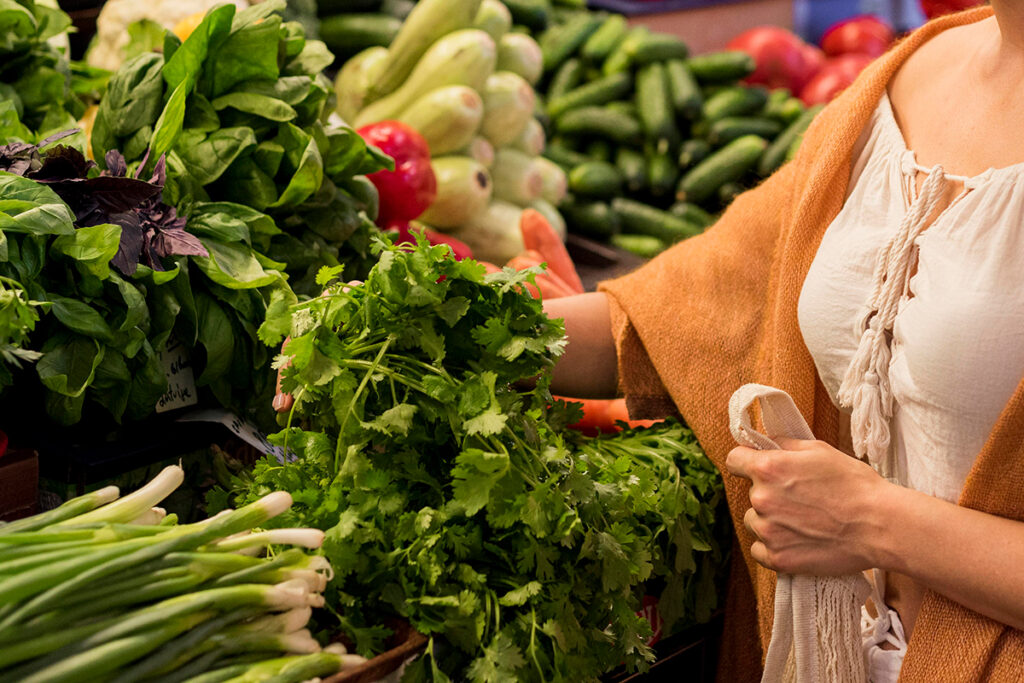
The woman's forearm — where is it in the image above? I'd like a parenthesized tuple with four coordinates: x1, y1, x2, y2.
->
(543, 292, 618, 399)
(876, 483, 1024, 631)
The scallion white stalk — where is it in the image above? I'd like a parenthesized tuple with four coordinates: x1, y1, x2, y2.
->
(57, 466, 183, 527)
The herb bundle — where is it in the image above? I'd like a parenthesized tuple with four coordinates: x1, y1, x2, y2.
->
(226, 238, 727, 681)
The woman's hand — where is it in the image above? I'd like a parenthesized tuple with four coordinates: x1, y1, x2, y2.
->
(725, 437, 894, 575)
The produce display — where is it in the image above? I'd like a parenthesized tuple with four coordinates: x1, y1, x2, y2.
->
(338, 0, 570, 264)
(224, 238, 727, 681)
(0, 465, 367, 682)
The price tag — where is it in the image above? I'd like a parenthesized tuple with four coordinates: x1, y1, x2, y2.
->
(156, 339, 198, 413)
(177, 408, 289, 463)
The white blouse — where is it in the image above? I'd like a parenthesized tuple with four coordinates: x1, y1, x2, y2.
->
(798, 92, 1024, 503)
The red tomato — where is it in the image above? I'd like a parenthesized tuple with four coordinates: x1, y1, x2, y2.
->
(919, 0, 982, 19)
(357, 121, 436, 225)
(356, 120, 430, 164)
(727, 26, 820, 93)
(799, 53, 873, 105)
(821, 15, 894, 58)
(387, 221, 473, 261)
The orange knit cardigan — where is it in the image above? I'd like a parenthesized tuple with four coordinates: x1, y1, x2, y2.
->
(600, 6, 1024, 682)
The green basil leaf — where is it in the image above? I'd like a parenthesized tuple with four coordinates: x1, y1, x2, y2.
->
(163, 3, 236, 92)
(203, 13, 281, 98)
(195, 292, 233, 385)
(49, 296, 116, 342)
(192, 238, 283, 290)
(211, 92, 297, 122)
(283, 39, 334, 77)
(51, 223, 121, 279)
(37, 334, 104, 397)
(0, 173, 75, 235)
(150, 79, 189, 163)
(176, 125, 257, 185)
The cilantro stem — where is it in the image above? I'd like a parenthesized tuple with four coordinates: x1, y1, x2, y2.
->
(335, 337, 393, 472)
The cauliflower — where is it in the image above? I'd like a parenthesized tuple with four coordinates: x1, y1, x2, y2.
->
(86, 0, 250, 72)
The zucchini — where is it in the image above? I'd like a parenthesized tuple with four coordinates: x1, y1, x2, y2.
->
(492, 148, 544, 204)
(546, 58, 584, 102)
(602, 26, 648, 76)
(474, 0, 512, 42)
(676, 134, 767, 204)
(334, 46, 388, 123)
(534, 156, 569, 204)
(702, 86, 769, 122)
(462, 136, 496, 168)
(612, 197, 703, 243)
(562, 200, 621, 239)
(611, 233, 666, 258)
(669, 201, 714, 227)
(319, 14, 401, 59)
(758, 104, 822, 176)
(646, 148, 678, 198)
(665, 59, 702, 120)
(684, 50, 756, 84)
(555, 106, 642, 145)
(498, 33, 544, 86)
(528, 198, 567, 239)
(717, 181, 745, 205)
(678, 138, 711, 170)
(480, 71, 536, 147)
(628, 33, 689, 65)
(581, 15, 628, 63)
(369, 0, 484, 101)
(707, 116, 783, 146)
(449, 200, 525, 263)
(541, 14, 603, 73)
(419, 156, 493, 229)
(615, 147, 647, 193)
(546, 71, 632, 119)
(543, 142, 591, 169)
(569, 160, 623, 198)
(355, 29, 496, 127)
(635, 62, 677, 150)
(511, 117, 547, 156)
(396, 85, 484, 156)
(503, 0, 549, 31)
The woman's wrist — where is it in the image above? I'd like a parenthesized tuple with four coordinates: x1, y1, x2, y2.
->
(864, 478, 917, 573)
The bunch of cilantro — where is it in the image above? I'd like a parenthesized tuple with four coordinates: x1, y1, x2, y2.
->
(228, 237, 728, 682)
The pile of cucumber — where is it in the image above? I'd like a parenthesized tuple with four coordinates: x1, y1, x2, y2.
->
(315, 0, 415, 64)
(533, 11, 823, 258)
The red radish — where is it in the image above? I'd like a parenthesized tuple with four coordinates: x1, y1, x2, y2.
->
(821, 15, 894, 58)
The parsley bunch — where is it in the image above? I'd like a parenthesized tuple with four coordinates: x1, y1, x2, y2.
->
(229, 237, 726, 681)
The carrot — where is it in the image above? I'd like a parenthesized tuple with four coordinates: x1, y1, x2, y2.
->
(520, 209, 585, 295)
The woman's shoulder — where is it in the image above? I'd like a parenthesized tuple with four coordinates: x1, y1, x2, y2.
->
(889, 16, 995, 104)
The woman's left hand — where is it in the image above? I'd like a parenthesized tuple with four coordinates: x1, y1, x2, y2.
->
(725, 438, 894, 575)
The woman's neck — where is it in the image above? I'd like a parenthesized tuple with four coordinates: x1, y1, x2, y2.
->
(988, 0, 1024, 58)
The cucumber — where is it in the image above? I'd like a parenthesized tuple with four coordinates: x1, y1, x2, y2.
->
(676, 134, 767, 204)
(677, 138, 711, 170)
(480, 71, 536, 147)
(702, 86, 769, 122)
(396, 85, 484, 156)
(615, 147, 647, 193)
(511, 117, 547, 156)
(646, 148, 678, 198)
(665, 59, 702, 120)
(628, 33, 689, 65)
(585, 139, 613, 162)
(611, 233, 666, 258)
(474, 0, 512, 42)
(581, 15, 628, 63)
(541, 14, 603, 73)
(355, 30, 496, 127)
(543, 142, 591, 169)
(502, 0, 549, 31)
(562, 200, 621, 238)
(602, 26, 649, 76)
(546, 57, 584, 102)
(534, 156, 568, 204)
(368, 0, 484, 101)
(717, 181, 745, 205)
(612, 197, 703, 243)
(669, 201, 714, 227)
(318, 0, 380, 14)
(758, 104, 822, 176)
(605, 100, 637, 118)
(319, 14, 401, 59)
(492, 148, 544, 204)
(763, 94, 805, 124)
(684, 50, 756, 84)
(635, 62, 677, 150)
(555, 106, 642, 145)
(498, 33, 544, 86)
(418, 156, 493, 229)
(569, 160, 623, 198)
(707, 116, 783, 146)
(546, 71, 632, 119)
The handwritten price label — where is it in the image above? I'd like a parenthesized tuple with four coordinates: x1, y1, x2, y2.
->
(156, 340, 198, 413)
(177, 408, 289, 463)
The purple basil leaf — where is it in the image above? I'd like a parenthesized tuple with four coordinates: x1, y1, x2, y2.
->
(150, 227, 208, 263)
(37, 129, 79, 149)
(31, 146, 96, 182)
(104, 150, 128, 178)
(109, 212, 145, 276)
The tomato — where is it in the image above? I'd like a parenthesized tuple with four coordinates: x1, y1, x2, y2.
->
(919, 0, 983, 19)
(357, 121, 437, 225)
(387, 221, 473, 261)
(799, 53, 873, 105)
(727, 26, 821, 93)
(821, 15, 894, 58)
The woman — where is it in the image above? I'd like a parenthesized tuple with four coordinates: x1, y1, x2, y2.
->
(544, 3, 1024, 682)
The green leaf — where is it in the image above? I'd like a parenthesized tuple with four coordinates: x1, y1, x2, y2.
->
(51, 223, 121, 279)
(163, 3, 236, 92)
(497, 581, 542, 607)
(0, 173, 75, 235)
(203, 12, 281, 98)
(37, 335, 104, 397)
(269, 123, 323, 209)
(211, 92, 297, 122)
(150, 80, 189, 163)
(451, 449, 509, 516)
(91, 53, 165, 163)
(49, 296, 116, 343)
(175, 126, 257, 185)
(195, 293, 233, 385)
(192, 238, 283, 290)
(362, 403, 417, 437)
(466, 632, 526, 683)
(284, 39, 334, 76)
(121, 19, 167, 65)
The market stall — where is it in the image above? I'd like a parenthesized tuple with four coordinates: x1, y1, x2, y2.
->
(0, 0, 964, 680)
